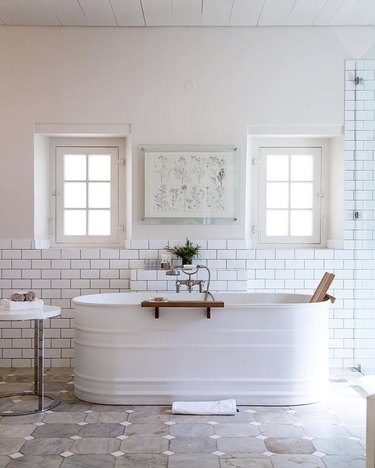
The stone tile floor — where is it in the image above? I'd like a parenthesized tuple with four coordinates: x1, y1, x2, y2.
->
(0, 367, 367, 467)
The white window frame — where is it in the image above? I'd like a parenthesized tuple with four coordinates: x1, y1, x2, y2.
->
(51, 138, 125, 247)
(256, 146, 323, 246)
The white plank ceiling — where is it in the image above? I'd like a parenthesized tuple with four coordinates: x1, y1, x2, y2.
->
(0, 0, 374, 26)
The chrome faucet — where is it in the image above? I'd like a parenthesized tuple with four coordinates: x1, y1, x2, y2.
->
(166, 264, 214, 300)
(176, 278, 205, 293)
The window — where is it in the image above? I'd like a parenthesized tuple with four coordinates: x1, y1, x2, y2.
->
(258, 147, 322, 244)
(55, 146, 121, 245)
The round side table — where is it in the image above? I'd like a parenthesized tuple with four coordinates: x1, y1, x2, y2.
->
(0, 305, 61, 415)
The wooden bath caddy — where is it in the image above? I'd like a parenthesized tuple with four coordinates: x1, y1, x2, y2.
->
(141, 300, 225, 319)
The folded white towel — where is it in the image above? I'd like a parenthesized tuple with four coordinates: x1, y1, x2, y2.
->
(172, 399, 237, 415)
(1, 298, 44, 311)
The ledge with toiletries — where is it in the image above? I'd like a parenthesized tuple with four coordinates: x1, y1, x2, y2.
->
(133, 238, 248, 293)
(141, 239, 215, 298)
(144, 254, 172, 271)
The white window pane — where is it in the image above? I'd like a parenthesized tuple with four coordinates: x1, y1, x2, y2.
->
(291, 183, 313, 209)
(64, 210, 86, 236)
(88, 210, 111, 236)
(88, 182, 111, 208)
(89, 155, 111, 181)
(64, 155, 86, 180)
(290, 210, 313, 236)
(64, 182, 86, 208)
(266, 155, 289, 181)
(266, 210, 288, 236)
(267, 182, 289, 208)
(291, 155, 313, 181)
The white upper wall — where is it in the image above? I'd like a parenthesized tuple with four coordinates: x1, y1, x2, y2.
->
(364, 43, 375, 58)
(0, 26, 359, 239)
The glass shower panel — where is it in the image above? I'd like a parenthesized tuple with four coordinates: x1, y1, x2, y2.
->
(351, 60, 375, 374)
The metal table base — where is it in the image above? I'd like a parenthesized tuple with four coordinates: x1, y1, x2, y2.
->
(0, 319, 60, 416)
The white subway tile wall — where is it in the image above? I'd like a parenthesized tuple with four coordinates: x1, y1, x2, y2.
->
(0, 239, 353, 368)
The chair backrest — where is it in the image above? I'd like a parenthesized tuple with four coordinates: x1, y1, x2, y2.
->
(310, 272, 335, 303)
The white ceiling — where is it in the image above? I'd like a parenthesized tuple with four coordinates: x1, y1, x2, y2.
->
(0, 0, 374, 27)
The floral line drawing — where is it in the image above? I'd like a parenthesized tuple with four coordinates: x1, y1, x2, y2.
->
(145, 150, 235, 218)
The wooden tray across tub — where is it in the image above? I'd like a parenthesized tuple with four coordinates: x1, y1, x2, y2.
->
(141, 300, 224, 319)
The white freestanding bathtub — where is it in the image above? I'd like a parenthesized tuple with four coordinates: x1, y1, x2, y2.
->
(73, 292, 329, 406)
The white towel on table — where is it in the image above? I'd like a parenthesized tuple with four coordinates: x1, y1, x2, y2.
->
(172, 399, 237, 415)
(1, 298, 44, 311)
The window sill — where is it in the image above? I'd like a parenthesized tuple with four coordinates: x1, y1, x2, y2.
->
(36, 239, 125, 250)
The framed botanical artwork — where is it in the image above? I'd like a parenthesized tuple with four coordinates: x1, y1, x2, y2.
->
(142, 146, 238, 222)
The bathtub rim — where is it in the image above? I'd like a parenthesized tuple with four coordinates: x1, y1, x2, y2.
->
(72, 291, 329, 309)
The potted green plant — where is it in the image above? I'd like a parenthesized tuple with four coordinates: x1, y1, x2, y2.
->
(165, 238, 201, 266)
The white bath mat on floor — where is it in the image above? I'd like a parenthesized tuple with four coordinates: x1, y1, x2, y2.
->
(171, 399, 237, 415)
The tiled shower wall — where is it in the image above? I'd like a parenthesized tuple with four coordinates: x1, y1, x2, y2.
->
(0, 239, 354, 369)
(346, 60, 375, 373)
(1, 59, 372, 370)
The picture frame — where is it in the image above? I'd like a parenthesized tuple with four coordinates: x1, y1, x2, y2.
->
(142, 146, 238, 224)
